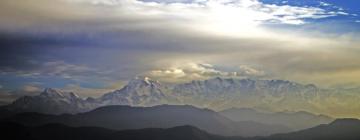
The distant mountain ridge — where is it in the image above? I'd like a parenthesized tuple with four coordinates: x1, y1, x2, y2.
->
(7, 88, 92, 114)
(220, 107, 333, 131)
(0, 122, 228, 140)
(0, 105, 290, 136)
(262, 118, 360, 140)
(4, 77, 345, 132)
(6, 77, 335, 115)
(2, 118, 360, 140)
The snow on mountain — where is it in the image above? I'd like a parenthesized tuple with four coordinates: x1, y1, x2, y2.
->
(172, 77, 320, 110)
(220, 107, 333, 130)
(99, 77, 171, 106)
(7, 88, 90, 114)
(6, 77, 176, 114)
(4, 77, 344, 115)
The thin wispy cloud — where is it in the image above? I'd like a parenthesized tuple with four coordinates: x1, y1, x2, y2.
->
(0, 0, 359, 96)
(1, 0, 360, 118)
(61, 0, 351, 38)
(145, 62, 267, 82)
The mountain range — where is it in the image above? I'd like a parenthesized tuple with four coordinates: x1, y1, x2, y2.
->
(262, 118, 360, 140)
(220, 108, 333, 130)
(6, 77, 343, 115)
(2, 118, 360, 140)
(3, 77, 341, 134)
(0, 105, 290, 136)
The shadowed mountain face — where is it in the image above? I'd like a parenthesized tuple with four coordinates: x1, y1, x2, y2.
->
(220, 108, 333, 130)
(263, 118, 360, 140)
(0, 122, 233, 140)
(111, 125, 229, 140)
(6, 88, 94, 114)
(0, 122, 115, 140)
(0, 105, 290, 137)
(1, 119, 360, 140)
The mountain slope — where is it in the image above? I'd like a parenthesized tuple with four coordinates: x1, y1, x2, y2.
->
(262, 118, 360, 140)
(220, 108, 333, 130)
(99, 77, 173, 106)
(2, 119, 360, 140)
(0, 105, 290, 137)
(5, 77, 174, 114)
(0, 122, 239, 140)
(111, 125, 230, 140)
(0, 122, 114, 140)
(172, 78, 321, 111)
(6, 88, 92, 114)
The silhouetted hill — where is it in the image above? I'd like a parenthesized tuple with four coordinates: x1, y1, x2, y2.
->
(111, 125, 231, 140)
(0, 107, 15, 119)
(220, 108, 333, 130)
(0, 105, 289, 136)
(0, 122, 114, 140)
(262, 118, 360, 140)
(1, 119, 360, 140)
(0, 122, 238, 140)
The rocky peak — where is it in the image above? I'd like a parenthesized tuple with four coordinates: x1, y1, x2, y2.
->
(40, 88, 64, 98)
(127, 77, 161, 88)
(40, 88, 80, 99)
(330, 118, 360, 125)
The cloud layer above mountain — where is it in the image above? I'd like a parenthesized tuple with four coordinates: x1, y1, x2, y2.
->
(0, 0, 360, 103)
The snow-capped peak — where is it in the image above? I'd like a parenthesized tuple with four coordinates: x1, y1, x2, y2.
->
(128, 76, 161, 87)
(41, 88, 64, 97)
(63, 92, 80, 99)
(99, 76, 167, 107)
(7, 77, 326, 115)
(40, 88, 80, 99)
(144, 76, 151, 84)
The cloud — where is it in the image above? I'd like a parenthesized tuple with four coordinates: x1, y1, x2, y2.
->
(40, 61, 93, 79)
(22, 84, 42, 93)
(1, 0, 360, 118)
(17, 83, 43, 95)
(0, 0, 351, 35)
(0, 60, 110, 80)
(319, 1, 331, 7)
(0, 0, 359, 88)
(0, 83, 43, 104)
(0, 91, 16, 105)
(75, 0, 346, 24)
(145, 62, 266, 82)
(0, 81, 123, 103)
(237, 65, 265, 77)
(0, 78, 125, 103)
(61, 82, 125, 98)
(146, 63, 221, 82)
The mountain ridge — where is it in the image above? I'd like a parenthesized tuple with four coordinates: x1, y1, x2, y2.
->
(1, 118, 360, 140)
(0, 104, 291, 137)
(6, 77, 328, 115)
(220, 107, 333, 130)
(263, 118, 360, 140)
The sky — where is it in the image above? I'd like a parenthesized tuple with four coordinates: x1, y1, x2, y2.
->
(0, 0, 360, 104)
